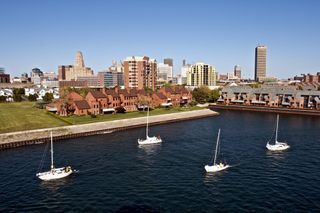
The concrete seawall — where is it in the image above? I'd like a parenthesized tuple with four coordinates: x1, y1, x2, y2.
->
(210, 104, 320, 116)
(0, 109, 218, 150)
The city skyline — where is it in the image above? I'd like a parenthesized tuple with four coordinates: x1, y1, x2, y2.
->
(1, 0, 320, 79)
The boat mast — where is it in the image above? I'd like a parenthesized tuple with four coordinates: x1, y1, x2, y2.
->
(275, 114, 279, 143)
(146, 106, 149, 138)
(50, 132, 54, 169)
(213, 129, 221, 166)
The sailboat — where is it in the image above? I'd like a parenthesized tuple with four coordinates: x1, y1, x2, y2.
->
(205, 129, 229, 173)
(138, 106, 162, 145)
(36, 132, 73, 181)
(266, 114, 290, 151)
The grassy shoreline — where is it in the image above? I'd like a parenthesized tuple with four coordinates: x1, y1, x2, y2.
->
(0, 102, 202, 134)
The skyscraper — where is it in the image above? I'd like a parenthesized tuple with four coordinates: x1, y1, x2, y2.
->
(123, 56, 157, 90)
(163, 58, 173, 67)
(234, 65, 241, 79)
(187, 62, 216, 87)
(254, 45, 267, 81)
(157, 63, 173, 82)
(0, 68, 10, 83)
(58, 51, 94, 81)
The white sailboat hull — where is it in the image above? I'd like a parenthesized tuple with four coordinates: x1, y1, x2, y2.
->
(37, 167, 73, 181)
(205, 164, 230, 173)
(138, 136, 162, 145)
(266, 141, 290, 151)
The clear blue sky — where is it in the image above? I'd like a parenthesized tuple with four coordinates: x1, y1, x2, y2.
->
(1, 0, 319, 79)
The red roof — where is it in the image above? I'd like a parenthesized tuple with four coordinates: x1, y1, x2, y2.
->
(154, 92, 167, 100)
(67, 92, 83, 102)
(119, 89, 137, 97)
(74, 100, 91, 110)
(105, 89, 120, 98)
(137, 89, 148, 96)
(89, 91, 107, 99)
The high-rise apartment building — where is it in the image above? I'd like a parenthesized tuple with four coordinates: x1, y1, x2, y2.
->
(234, 65, 241, 79)
(123, 56, 157, 91)
(58, 51, 94, 81)
(254, 45, 267, 81)
(187, 62, 216, 87)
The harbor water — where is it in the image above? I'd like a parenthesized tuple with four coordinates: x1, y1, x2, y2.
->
(0, 111, 319, 212)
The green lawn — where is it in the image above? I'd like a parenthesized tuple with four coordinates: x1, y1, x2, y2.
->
(0, 102, 68, 133)
(0, 102, 203, 133)
(63, 106, 202, 124)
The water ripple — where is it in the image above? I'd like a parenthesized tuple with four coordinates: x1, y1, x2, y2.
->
(1, 111, 320, 212)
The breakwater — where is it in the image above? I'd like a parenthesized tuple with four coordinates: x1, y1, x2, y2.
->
(210, 104, 320, 116)
(0, 109, 218, 150)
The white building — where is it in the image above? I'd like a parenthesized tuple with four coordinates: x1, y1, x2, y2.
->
(157, 63, 173, 82)
(43, 72, 57, 80)
(181, 64, 191, 78)
(187, 62, 216, 87)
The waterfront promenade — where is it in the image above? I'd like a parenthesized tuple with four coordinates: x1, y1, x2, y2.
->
(0, 109, 218, 150)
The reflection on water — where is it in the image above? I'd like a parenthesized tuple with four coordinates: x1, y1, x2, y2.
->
(1, 111, 320, 212)
(266, 150, 289, 160)
(138, 144, 162, 155)
(203, 170, 229, 184)
(39, 178, 69, 192)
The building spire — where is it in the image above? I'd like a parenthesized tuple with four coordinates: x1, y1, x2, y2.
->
(75, 51, 85, 68)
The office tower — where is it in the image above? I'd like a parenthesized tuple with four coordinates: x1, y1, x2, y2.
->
(187, 62, 216, 87)
(0, 67, 5, 74)
(234, 65, 241, 79)
(254, 45, 267, 81)
(182, 59, 186, 67)
(123, 56, 157, 90)
(0, 68, 10, 83)
(164, 58, 173, 67)
(157, 63, 173, 82)
(98, 70, 124, 88)
(58, 51, 94, 81)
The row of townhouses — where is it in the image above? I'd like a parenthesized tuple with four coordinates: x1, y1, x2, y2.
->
(218, 85, 320, 109)
(47, 86, 192, 116)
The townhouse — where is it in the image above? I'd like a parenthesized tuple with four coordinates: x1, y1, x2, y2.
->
(218, 85, 320, 109)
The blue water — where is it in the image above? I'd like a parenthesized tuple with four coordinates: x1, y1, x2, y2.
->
(1, 111, 320, 212)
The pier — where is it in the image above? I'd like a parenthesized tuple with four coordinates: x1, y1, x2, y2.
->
(0, 109, 218, 150)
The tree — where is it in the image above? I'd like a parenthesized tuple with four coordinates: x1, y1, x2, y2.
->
(0, 96, 6, 102)
(144, 87, 153, 94)
(28, 94, 38, 102)
(209, 89, 220, 102)
(43, 93, 54, 102)
(163, 83, 172, 88)
(249, 83, 260, 88)
(115, 106, 126, 113)
(13, 94, 22, 102)
(12, 88, 25, 102)
(192, 86, 211, 104)
(13, 88, 25, 95)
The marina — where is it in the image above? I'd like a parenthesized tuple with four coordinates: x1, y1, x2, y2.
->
(0, 111, 319, 211)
